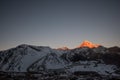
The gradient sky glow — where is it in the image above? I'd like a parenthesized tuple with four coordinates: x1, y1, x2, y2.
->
(0, 0, 120, 50)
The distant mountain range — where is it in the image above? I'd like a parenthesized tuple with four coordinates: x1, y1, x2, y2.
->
(0, 41, 120, 80)
(57, 40, 100, 50)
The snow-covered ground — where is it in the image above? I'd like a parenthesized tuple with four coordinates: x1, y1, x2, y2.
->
(68, 61, 117, 75)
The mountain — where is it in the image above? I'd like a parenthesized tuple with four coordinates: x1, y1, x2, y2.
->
(0, 43, 120, 80)
(108, 46, 120, 53)
(0, 44, 54, 72)
(57, 47, 69, 50)
(77, 40, 100, 48)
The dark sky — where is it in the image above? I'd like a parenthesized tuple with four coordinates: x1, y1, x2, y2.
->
(0, 0, 120, 50)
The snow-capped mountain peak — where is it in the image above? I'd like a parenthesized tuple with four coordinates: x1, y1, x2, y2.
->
(77, 40, 100, 48)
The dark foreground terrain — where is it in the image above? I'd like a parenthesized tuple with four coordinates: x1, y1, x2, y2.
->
(0, 71, 120, 80)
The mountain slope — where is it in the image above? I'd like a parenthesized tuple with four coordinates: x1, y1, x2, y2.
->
(0, 44, 53, 72)
(27, 52, 67, 72)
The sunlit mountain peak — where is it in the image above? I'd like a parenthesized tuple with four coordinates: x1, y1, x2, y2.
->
(77, 40, 100, 48)
(57, 46, 69, 50)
